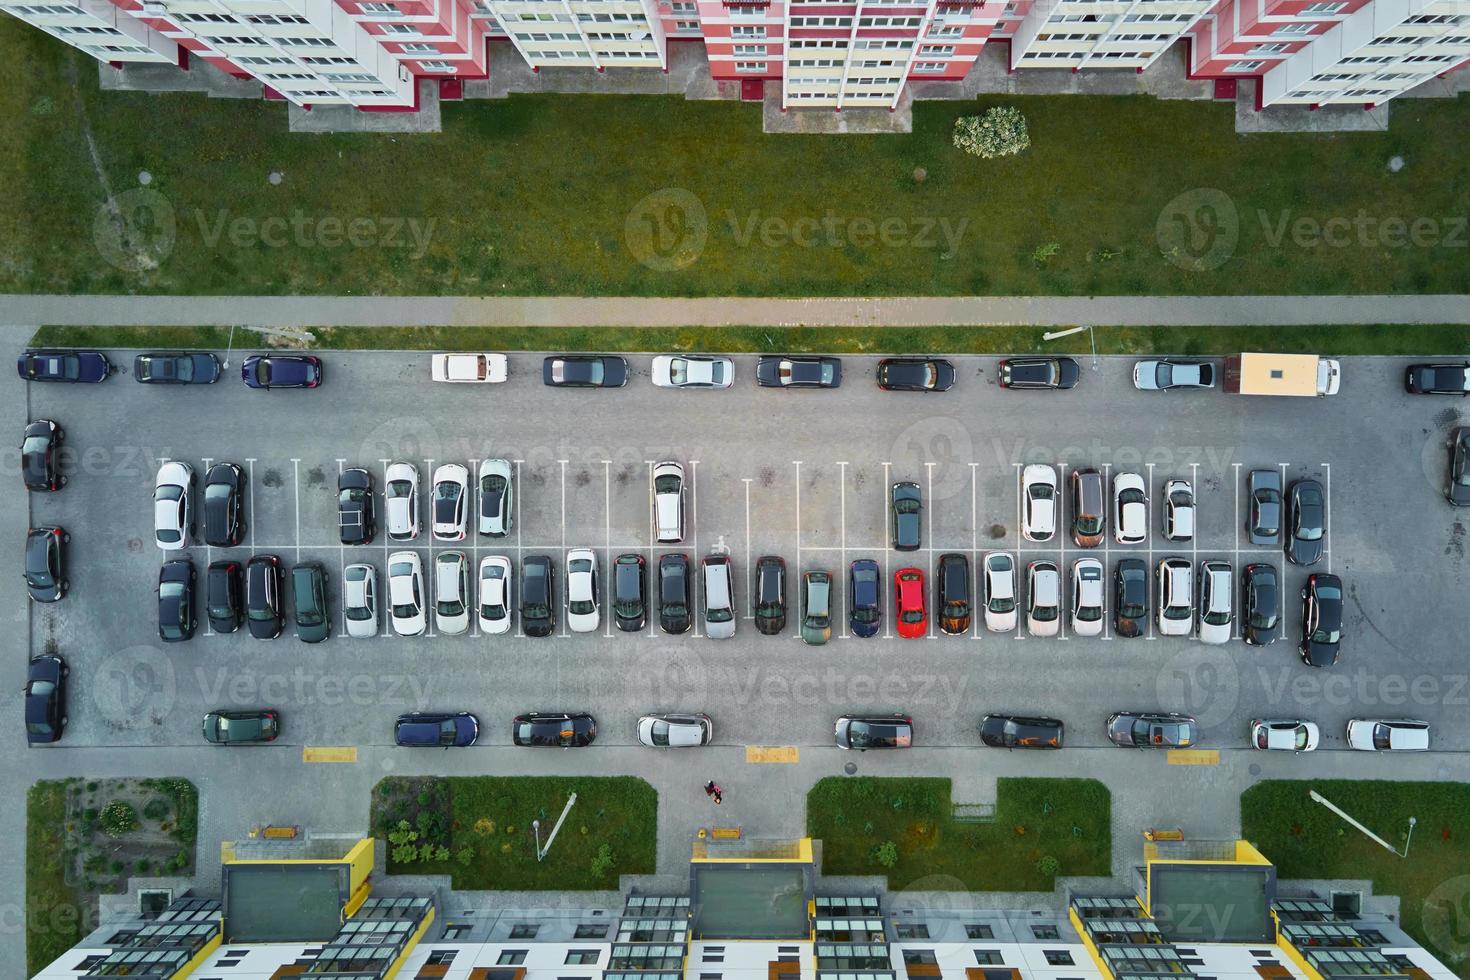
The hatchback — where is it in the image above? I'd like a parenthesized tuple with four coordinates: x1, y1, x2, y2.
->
(894, 567, 926, 639)
(478, 458, 514, 536)
(848, 559, 881, 638)
(434, 551, 470, 635)
(396, 711, 480, 747)
(890, 481, 923, 551)
(980, 714, 1063, 749)
(1107, 711, 1198, 748)
(936, 553, 971, 634)
(701, 553, 736, 639)
(1247, 469, 1283, 544)
(658, 554, 691, 635)
(1026, 560, 1060, 637)
(754, 555, 787, 635)
(1163, 479, 1194, 542)
(24, 654, 68, 744)
(637, 713, 713, 747)
(998, 357, 1079, 390)
(431, 464, 470, 541)
(1346, 718, 1429, 751)
(337, 467, 375, 545)
(877, 357, 954, 392)
(384, 462, 420, 541)
(522, 554, 556, 637)
(20, 419, 65, 491)
(206, 560, 243, 633)
(158, 559, 197, 642)
(292, 561, 330, 643)
(204, 710, 280, 745)
(1113, 472, 1147, 544)
(801, 570, 833, 645)
(1021, 464, 1057, 541)
(246, 554, 285, 639)
(835, 714, 913, 750)
(612, 553, 646, 632)
(1070, 468, 1105, 547)
(513, 711, 597, 747)
(24, 526, 68, 602)
(1250, 719, 1319, 752)
(241, 353, 321, 389)
(204, 462, 247, 547)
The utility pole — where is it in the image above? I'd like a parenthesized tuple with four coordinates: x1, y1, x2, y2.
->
(1309, 791, 1417, 858)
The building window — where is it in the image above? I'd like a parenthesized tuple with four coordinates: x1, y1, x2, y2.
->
(902, 951, 938, 965)
(730, 25, 765, 37)
(1031, 925, 1060, 940)
(566, 950, 601, 965)
(921, 44, 954, 55)
(1249, 42, 1288, 53)
(499, 950, 529, 964)
(1272, 22, 1313, 34)
(74, 957, 107, 971)
(575, 924, 609, 939)
(966, 925, 994, 940)
(510, 925, 540, 939)
(974, 951, 1004, 965)
(361, 0, 401, 11)
(896, 924, 930, 939)
(401, 41, 438, 51)
(1299, 2, 1346, 12)
(422, 60, 457, 71)
(1044, 951, 1075, 966)
(1224, 60, 1263, 71)
(383, 22, 419, 34)
(735, 61, 766, 71)
(674, 19, 700, 29)
(913, 61, 946, 71)
(427, 950, 459, 965)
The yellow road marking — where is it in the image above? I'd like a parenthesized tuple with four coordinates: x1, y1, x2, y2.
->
(1167, 749, 1219, 766)
(746, 745, 799, 764)
(303, 746, 357, 763)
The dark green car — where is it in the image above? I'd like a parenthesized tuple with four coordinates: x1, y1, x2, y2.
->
(292, 561, 330, 643)
(203, 710, 279, 744)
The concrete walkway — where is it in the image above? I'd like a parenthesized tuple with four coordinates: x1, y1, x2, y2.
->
(3, 293, 1470, 328)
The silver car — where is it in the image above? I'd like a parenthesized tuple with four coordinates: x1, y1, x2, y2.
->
(384, 462, 419, 541)
(637, 712, 714, 747)
(477, 458, 514, 536)
(343, 563, 379, 638)
(651, 355, 734, 389)
(983, 552, 1018, 633)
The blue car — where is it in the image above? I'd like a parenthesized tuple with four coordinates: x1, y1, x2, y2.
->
(135, 351, 221, 385)
(849, 558, 881, 638)
(394, 711, 479, 747)
(242, 354, 322, 389)
(17, 350, 112, 383)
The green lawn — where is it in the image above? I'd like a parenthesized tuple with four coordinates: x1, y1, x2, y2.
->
(1241, 780, 1470, 978)
(27, 780, 84, 977)
(5, 19, 1470, 298)
(807, 777, 1110, 891)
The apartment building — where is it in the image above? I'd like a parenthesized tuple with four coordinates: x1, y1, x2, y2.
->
(1009, 0, 1218, 70)
(0, 0, 177, 62)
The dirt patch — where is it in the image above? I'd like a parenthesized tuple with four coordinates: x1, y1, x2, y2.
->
(64, 778, 197, 897)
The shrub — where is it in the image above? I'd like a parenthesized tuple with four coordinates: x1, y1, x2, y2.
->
(455, 846, 475, 867)
(875, 841, 899, 868)
(591, 844, 616, 878)
(953, 107, 1030, 160)
(1032, 242, 1061, 267)
(109, 860, 124, 874)
(387, 820, 418, 847)
(1036, 855, 1061, 876)
(101, 801, 139, 838)
(135, 860, 151, 874)
(391, 845, 418, 864)
(473, 818, 496, 836)
(143, 798, 170, 822)
(434, 846, 450, 862)
(417, 843, 436, 862)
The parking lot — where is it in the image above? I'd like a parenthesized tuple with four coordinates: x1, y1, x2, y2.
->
(19, 351, 1470, 754)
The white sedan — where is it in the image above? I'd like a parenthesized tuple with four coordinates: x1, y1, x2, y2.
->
(1070, 558, 1104, 637)
(1113, 472, 1148, 544)
(384, 462, 420, 541)
(434, 551, 470, 635)
(343, 563, 379, 638)
(478, 556, 513, 634)
(387, 551, 426, 636)
(154, 460, 194, 551)
(1346, 719, 1431, 751)
(1026, 560, 1061, 637)
(431, 352, 507, 383)
(1021, 464, 1057, 542)
(637, 713, 714, 747)
(983, 553, 1018, 633)
(566, 548, 600, 633)
(652, 355, 734, 389)
(1250, 719, 1320, 752)
(431, 463, 469, 541)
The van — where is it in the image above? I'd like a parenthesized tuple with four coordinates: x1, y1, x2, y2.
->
(653, 461, 685, 543)
(291, 561, 329, 643)
(701, 553, 736, 639)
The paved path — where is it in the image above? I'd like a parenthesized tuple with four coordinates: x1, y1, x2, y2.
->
(4, 293, 1470, 328)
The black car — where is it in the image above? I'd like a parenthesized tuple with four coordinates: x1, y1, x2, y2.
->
(1405, 361, 1470, 395)
(980, 714, 1064, 749)
(203, 462, 246, 547)
(21, 420, 65, 492)
(1247, 469, 1282, 545)
(241, 354, 322, 390)
(997, 356, 1079, 390)
(542, 355, 628, 388)
(158, 559, 197, 642)
(755, 356, 842, 389)
(17, 350, 112, 383)
(835, 714, 913, 750)
(659, 553, 691, 634)
(1285, 478, 1326, 566)
(395, 711, 479, 747)
(891, 481, 922, 551)
(1107, 711, 1198, 748)
(513, 711, 597, 747)
(206, 560, 244, 633)
(1242, 562, 1280, 646)
(24, 654, 67, 744)
(1113, 558, 1147, 638)
(292, 562, 330, 643)
(936, 553, 971, 635)
(245, 554, 285, 639)
(848, 559, 881, 638)
(1448, 427, 1470, 506)
(24, 526, 68, 602)
(877, 357, 955, 392)
(754, 555, 786, 635)
(1300, 573, 1342, 667)
(134, 351, 221, 385)
(204, 710, 280, 745)
(337, 467, 376, 545)
(521, 554, 556, 637)
(613, 553, 647, 632)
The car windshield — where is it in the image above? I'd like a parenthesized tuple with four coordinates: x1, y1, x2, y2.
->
(851, 607, 879, 624)
(560, 360, 602, 384)
(570, 598, 595, 615)
(387, 480, 412, 499)
(22, 434, 49, 455)
(649, 720, 671, 745)
(252, 361, 270, 384)
(1075, 513, 1103, 535)
(30, 679, 56, 696)
(1204, 607, 1230, 626)
(615, 598, 641, 618)
(1076, 603, 1101, 623)
(159, 581, 185, 599)
(848, 723, 900, 749)
(708, 606, 732, 623)
(1156, 364, 1176, 387)
(438, 594, 464, 616)
(339, 487, 365, 507)
(901, 608, 924, 624)
(435, 481, 461, 508)
(1373, 725, 1394, 750)
(481, 476, 506, 508)
(894, 498, 920, 514)
(1030, 484, 1054, 501)
(655, 474, 681, 494)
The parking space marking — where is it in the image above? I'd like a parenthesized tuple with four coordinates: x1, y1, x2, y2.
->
(468, 457, 482, 640)
(290, 458, 302, 558)
(925, 460, 935, 639)
(1166, 749, 1219, 766)
(603, 459, 613, 639)
(559, 458, 569, 638)
(1057, 461, 1068, 642)
(1323, 461, 1332, 572)
(1232, 462, 1242, 640)
(745, 745, 799, 764)
(379, 459, 392, 639)
(1278, 461, 1288, 630)
(201, 455, 215, 637)
(690, 459, 700, 639)
(1145, 461, 1156, 641)
(742, 478, 753, 619)
(303, 746, 358, 763)
(881, 460, 892, 639)
(336, 458, 348, 636)
(247, 458, 257, 549)
(838, 461, 849, 639)
(1012, 463, 1024, 642)
(970, 463, 981, 641)
(646, 461, 656, 638)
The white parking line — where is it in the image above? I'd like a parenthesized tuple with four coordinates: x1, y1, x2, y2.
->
(838, 461, 849, 639)
(970, 463, 980, 641)
(1012, 462, 1024, 642)
(743, 477, 754, 619)
(200, 455, 215, 637)
(1101, 461, 1112, 641)
(881, 460, 892, 639)
(603, 460, 613, 639)
(336, 458, 349, 636)
(247, 458, 258, 550)
(1057, 461, 1068, 642)
(469, 458, 482, 639)
(1322, 461, 1332, 572)
(290, 458, 301, 557)
(1278, 461, 1289, 630)
(646, 461, 656, 639)
(925, 460, 936, 639)
(379, 459, 392, 640)
(1232, 462, 1242, 640)
(558, 459, 569, 638)
(690, 459, 700, 639)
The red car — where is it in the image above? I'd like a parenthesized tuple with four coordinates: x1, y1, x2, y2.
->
(895, 567, 926, 639)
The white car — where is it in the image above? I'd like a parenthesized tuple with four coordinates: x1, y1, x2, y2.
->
(653, 461, 685, 544)
(1021, 464, 1057, 542)
(1196, 560, 1232, 645)
(651, 355, 734, 389)
(477, 458, 514, 536)
(384, 462, 419, 541)
(431, 463, 469, 541)
(1157, 557, 1193, 636)
(983, 553, 1018, 632)
(153, 461, 194, 550)
(1026, 560, 1061, 637)
(1163, 479, 1195, 541)
(1070, 558, 1104, 637)
(478, 556, 513, 634)
(434, 551, 470, 635)
(387, 551, 426, 636)
(343, 563, 379, 638)
(1346, 719, 1431, 752)
(1250, 719, 1320, 752)
(566, 548, 600, 633)
(637, 712, 714, 746)
(431, 352, 507, 383)
(1113, 472, 1148, 544)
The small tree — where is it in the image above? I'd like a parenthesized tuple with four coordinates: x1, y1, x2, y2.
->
(1036, 855, 1061, 876)
(875, 841, 899, 868)
(953, 107, 1030, 160)
(591, 844, 616, 878)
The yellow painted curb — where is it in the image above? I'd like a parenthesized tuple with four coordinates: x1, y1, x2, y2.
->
(746, 745, 799, 763)
(1167, 749, 1219, 765)
(303, 746, 358, 763)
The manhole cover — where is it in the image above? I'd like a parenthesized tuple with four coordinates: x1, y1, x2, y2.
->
(127, 538, 143, 552)
(138, 170, 152, 186)
(1248, 763, 1262, 777)
(843, 762, 857, 775)
(269, 171, 284, 185)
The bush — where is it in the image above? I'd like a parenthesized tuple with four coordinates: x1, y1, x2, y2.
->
(1036, 855, 1061, 876)
(455, 846, 475, 867)
(143, 798, 169, 822)
(875, 841, 899, 869)
(109, 860, 124, 874)
(953, 107, 1030, 160)
(473, 818, 496, 836)
(591, 844, 616, 878)
(391, 845, 418, 864)
(100, 801, 139, 838)
(135, 860, 151, 874)
(434, 846, 450, 862)
(387, 820, 418, 847)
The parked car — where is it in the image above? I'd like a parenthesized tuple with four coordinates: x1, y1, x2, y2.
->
(1163, 479, 1194, 542)
(1286, 478, 1326, 565)
(654, 461, 685, 543)
(836, 714, 913, 750)
(206, 560, 243, 633)
(1195, 560, 1232, 645)
(980, 714, 1063, 749)
(1241, 563, 1279, 646)
(291, 561, 330, 643)
(17, 350, 111, 383)
(478, 556, 513, 635)
(755, 356, 842, 389)
(1132, 359, 1215, 391)
(701, 553, 736, 639)
(1070, 558, 1104, 637)
(801, 570, 833, 645)
(637, 713, 713, 747)
(936, 553, 971, 635)
(1345, 718, 1430, 751)
(204, 462, 247, 547)
(434, 551, 471, 636)
(1022, 464, 1057, 542)
(1114, 558, 1148, 638)
(895, 567, 926, 639)
(1300, 572, 1343, 667)
(983, 553, 1018, 632)
(1248, 469, 1283, 545)
(1026, 560, 1061, 637)
(24, 654, 68, 744)
(20, 419, 65, 492)
(1156, 557, 1193, 636)
(335, 467, 374, 545)
(1070, 469, 1105, 547)
(157, 559, 197, 642)
(153, 460, 194, 551)
(1447, 427, 1470, 506)
(1250, 719, 1319, 752)
(843, 559, 880, 638)
(478, 458, 514, 536)
(396, 711, 480, 747)
(658, 553, 691, 635)
(612, 554, 646, 632)
(343, 563, 379, 638)
(513, 712, 596, 747)
(566, 549, 600, 633)
(430, 352, 507, 383)
(542, 355, 627, 388)
(245, 554, 285, 639)
(431, 463, 469, 541)
(134, 351, 220, 385)
(241, 353, 321, 389)
(1107, 711, 1199, 748)
(997, 356, 1079, 390)
(891, 481, 922, 551)
(1113, 472, 1148, 545)
(754, 555, 787, 635)
(203, 710, 279, 745)
(384, 462, 420, 541)
(652, 355, 733, 389)
(877, 357, 954, 392)
(387, 551, 427, 637)
(1404, 361, 1470, 395)
(24, 526, 68, 602)
(521, 554, 556, 637)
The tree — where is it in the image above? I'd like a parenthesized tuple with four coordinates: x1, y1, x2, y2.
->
(875, 841, 899, 868)
(591, 844, 616, 878)
(953, 107, 1030, 160)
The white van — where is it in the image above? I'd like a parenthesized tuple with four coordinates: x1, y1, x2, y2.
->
(654, 461, 685, 544)
(701, 553, 735, 639)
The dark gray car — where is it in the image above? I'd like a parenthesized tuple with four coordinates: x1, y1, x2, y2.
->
(891, 482, 922, 551)
(1286, 479, 1325, 566)
(1247, 469, 1282, 545)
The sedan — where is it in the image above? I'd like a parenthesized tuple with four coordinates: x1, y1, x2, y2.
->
(17, 350, 111, 383)
(566, 548, 601, 633)
(658, 554, 691, 635)
(158, 559, 197, 642)
(430, 352, 507, 383)
(204, 462, 246, 547)
(637, 713, 713, 747)
(1241, 563, 1280, 646)
(24, 526, 68, 603)
(1163, 479, 1194, 542)
(997, 356, 1079, 390)
(1114, 558, 1148, 638)
(800, 570, 833, 645)
(1447, 427, 1470, 506)
(936, 553, 971, 635)
(1250, 719, 1319, 752)
(291, 562, 331, 644)
(980, 714, 1063, 749)
(1346, 718, 1430, 752)
(542, 355, 628, 388)
(1300, 573, 1342, 667)
(652, 355, 734, 389)
(1070, 558, 1104, 637)
(478, 556, 513, 634)
(754, 555, 787, 635)
(241, 354, 322, 389)
(612, 553, 645, 632)
(337, 467, 375, 545)
(245, 554, 284, 639)
(1132, 359, 1215, 391)
(134, 351, 221, 384)
(835, 714, 913, 750)
(1404, 362, 1470, 395)
(848, 559, 881, 638)
(206, 560, 243, 633)
(387, 551, 427, 636)
(153, 461, 194, 551)
(434, 551, 470, 636)
(890, 481, 922, 551)
(1021, 464, 1057, 542)
(1286, 478, 1326, 566)
(343, 563, 379, 638)
(755, 356, 842, 389)
(477, 458, 514, 536)
(1026, 560, 1060, 637)
(877, 357, 955, 392)
(1196, 560, 1233, 645)
(20, 419, 65, 492)
(384, 462, 419, 541)
(1247, 469, 1283, 545)
(203, 710, 279, 745)
(1107, 711, 1199, 749)
(1157, 557, 1193, 636)
(513, 712, 597, 748)
(983, 553, 1018, 632)
(24, 654, 68, 744)
(522, 554, 557, 637)
(396, 712, 480, 748)
(1113, 472, 1147, 545)
(894, 567, 926, 639)
(431, 464, 469, 541)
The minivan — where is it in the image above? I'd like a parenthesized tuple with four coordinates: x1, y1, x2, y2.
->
(653, 461, 685, 543)
(291, 561, 330, 643)
(754, 556, 786, 635)
(1070, 469, 1105, 547)
(521, 554, 556, 637)
(701, 553, 736, 639)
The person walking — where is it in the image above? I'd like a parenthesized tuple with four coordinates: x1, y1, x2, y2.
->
(704, 781, 723, 805)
